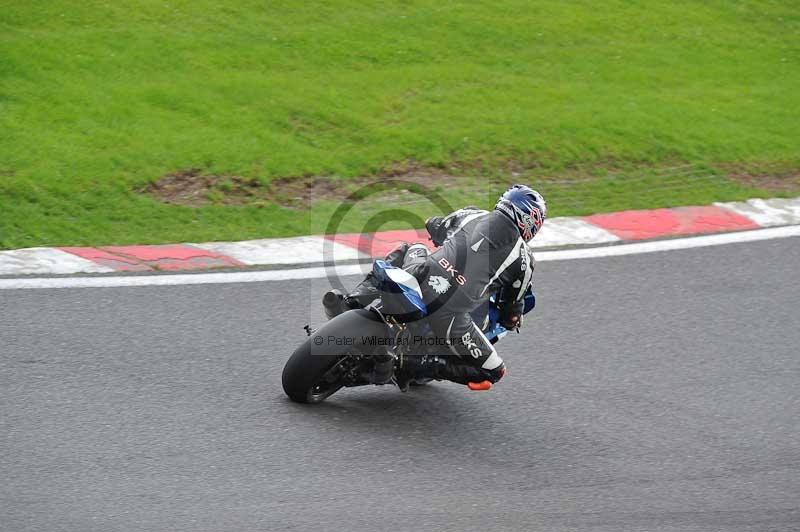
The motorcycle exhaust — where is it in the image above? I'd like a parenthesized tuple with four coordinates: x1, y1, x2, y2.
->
(322, 289, 346, 320)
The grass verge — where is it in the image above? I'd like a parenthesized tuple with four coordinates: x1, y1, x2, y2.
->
(1, 1, 798, 248)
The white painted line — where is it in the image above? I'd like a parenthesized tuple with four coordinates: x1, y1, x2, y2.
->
(192, 235, 366, 265)
(716, 197, 800, 227)
(0, 263, 370, 290)
(0, 248, 114, 275)
(1, 226, 798, 290)
(531, 217, 620, 248)
(534, 224, 800, 261)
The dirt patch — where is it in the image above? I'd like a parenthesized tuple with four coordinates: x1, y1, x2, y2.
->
(142, 166, 479, 208)
(721, 163, 800, 192)
(270, 171, 481, 205)
(140, 169, 271, 206)
(266, 176, 344, 206)
(141, 159, 800, 209)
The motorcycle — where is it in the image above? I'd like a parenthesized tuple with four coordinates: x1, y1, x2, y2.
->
(281, 259, 536, 403)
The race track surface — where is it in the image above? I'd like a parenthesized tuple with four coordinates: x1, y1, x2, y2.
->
(2, 238, 799, 532)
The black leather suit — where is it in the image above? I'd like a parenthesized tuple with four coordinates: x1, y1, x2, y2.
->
(349, 207, 535, 385)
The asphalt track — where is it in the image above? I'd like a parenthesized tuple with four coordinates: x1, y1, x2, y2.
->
(2, 237, 799, 532)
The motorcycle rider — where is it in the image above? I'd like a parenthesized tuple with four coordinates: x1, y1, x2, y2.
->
(324, 184, 547, 390)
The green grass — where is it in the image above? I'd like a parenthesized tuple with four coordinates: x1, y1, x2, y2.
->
(1, 0, 799, 248)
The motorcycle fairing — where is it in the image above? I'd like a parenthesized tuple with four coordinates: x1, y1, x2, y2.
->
(372, 260, 428, 316)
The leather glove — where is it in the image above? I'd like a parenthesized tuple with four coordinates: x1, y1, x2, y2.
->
(499, 300, 524, 330)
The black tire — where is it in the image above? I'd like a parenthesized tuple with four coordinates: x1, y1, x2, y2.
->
(281, 336, 345, 403)
(281, 309, 388, 404)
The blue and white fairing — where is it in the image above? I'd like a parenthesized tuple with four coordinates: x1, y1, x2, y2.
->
(372, 260, 427, 317)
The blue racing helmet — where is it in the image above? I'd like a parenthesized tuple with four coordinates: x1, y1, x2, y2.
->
(495, 184, 547, 242)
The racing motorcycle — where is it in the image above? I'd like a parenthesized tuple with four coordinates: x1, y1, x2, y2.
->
(281, 259, 536, 404)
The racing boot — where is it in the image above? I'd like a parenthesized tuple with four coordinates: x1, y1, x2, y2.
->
(324, 283, 380, 319)
(394, 356, 506, 391)
(393, 355, 447, 392)
(341, 274, 381, 311)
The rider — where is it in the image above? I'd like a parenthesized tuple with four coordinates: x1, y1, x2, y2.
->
(324, 184, 547, 390)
